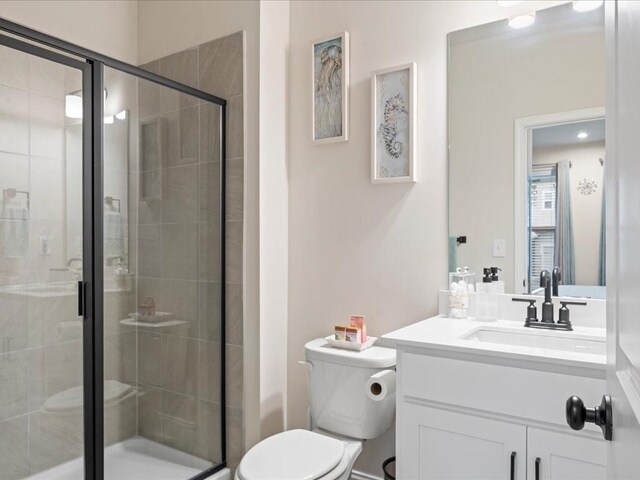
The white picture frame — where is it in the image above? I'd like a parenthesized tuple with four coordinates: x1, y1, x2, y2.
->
(312, 31, 349, 144)
(371, 62, 417, 183)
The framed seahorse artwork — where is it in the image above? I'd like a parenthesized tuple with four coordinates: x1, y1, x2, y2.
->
(312, 31, 350, 144)
(371, 63, 417, 183)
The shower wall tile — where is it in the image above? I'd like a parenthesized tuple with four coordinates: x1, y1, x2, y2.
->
(164, 106, 200, 167)
(162, 163, 199, 223)
(138, 197, 162, 225)
(200, 102, 221, 164)
(226, 221, 243, 284)
(29, 93, 64, 159)
(227, 160, 243, 222)
(200, 400, 222, 463)
(138, 224, 162, 277)
(0, 293, 28, 352)
(199, 281, 221, 342)
(0, 350, 28, 421)
(198, 32, 243, 98)
(104, 331, 137, 386)
(162, 335, 199, 396)
(28, 55, 66, 98)
(28, 341, 83, 413)
(159, 279, 199, 338)
(0, 415, 28, 479)
(137, 29, 245, 468)
(138, 385, 163, 442)
(226, 95, 244, 159)
(226, 406, 243, 470)
(159, 48, 198, 112)
(27, 295, 78, 348)
(0, 45, 29, 90)
(226, 282, 243, 346)
(162, 390, 199, 456)
(138, 331, 163, 387)
(226, 345, 243, 410)
(104, 291, 136, 337)
(198, 160, 221, 223)
(28, 409, 83, 474)
(0, 84, 29, 154)
(161, 223, 198, 280)
(0, 151, 29, 195)
(104, 394, 137, 447)
(199, 340, 221, 403)
(29, 155, 65, 221)
(198, 221, 222, 282)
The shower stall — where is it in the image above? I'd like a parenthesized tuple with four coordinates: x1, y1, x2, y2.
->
(0, 18, 227, 480)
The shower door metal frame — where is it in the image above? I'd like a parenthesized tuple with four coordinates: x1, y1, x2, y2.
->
(0, 17, 228, 480)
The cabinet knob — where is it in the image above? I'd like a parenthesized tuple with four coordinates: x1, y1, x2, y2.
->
(565, 395, 612, 440)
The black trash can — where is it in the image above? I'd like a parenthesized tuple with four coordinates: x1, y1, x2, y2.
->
(383, 456, 396, 480)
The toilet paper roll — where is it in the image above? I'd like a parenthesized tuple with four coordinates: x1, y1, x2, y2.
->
(366, 369, 396, 402)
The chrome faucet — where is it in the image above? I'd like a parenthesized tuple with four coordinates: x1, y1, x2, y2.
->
(552, 266, 562, 297)
(540, 270, 554, 323)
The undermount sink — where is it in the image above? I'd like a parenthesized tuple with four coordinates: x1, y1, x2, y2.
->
(462, 327, 606, 356)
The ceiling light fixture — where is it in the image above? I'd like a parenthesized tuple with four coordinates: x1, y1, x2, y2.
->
(115, 110, 127, 120)
(65, 94, 83, 119)
(508, 12, 536, 29)
(64, 89, 109, 119)
(497, 0, 523, 6)
(577, 132, 588, 139)
(104, 115, 114, 124)
(572, 1, 604, 12)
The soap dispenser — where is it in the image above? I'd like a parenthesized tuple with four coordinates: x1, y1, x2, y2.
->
(491, 267, 505, 294)
(475, 268, 498, 321)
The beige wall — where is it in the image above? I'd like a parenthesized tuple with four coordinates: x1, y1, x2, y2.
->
(287, 1, 569, 476)
(533, 141, 605, 285)
(0, 1, 138, 64)
(259, 0, 290, 440)
(449, 3, 605, 292)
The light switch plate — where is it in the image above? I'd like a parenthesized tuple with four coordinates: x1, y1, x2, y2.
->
(493, 239, 506, 258)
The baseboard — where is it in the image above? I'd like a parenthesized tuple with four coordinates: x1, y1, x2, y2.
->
(350, 469, 384, 480)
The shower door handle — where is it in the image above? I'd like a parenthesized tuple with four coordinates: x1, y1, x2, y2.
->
(78, 281, 84, 316)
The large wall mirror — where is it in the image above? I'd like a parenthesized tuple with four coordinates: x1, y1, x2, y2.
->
(448, 3, 605, 297)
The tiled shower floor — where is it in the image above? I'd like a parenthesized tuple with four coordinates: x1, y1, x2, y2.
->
(27, 437, 228, 480)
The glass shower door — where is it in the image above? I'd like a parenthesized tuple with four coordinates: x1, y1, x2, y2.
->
(0, 38, 88, 479)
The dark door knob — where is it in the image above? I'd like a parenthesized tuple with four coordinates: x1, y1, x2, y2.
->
(565, 395, 612, 440)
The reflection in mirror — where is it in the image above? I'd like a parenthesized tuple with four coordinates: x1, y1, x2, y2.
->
(448, 2, 605, 295)
(526, 116, 605, 298)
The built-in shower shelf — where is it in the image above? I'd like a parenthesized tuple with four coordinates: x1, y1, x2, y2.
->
(120, 318, 188, 328)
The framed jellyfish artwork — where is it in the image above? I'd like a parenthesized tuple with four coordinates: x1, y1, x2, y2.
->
(371, 63, 417, 183)
(312, 31, 349, 144)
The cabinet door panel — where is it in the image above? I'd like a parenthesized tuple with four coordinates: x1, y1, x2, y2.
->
(399, 403, 526, 480)
(527, 427, 606, 480)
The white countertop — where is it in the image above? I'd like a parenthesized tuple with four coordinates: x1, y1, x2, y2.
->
(383, 315, 606, 372)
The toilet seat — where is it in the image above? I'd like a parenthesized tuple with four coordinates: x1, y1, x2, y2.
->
(237, 429, 351, 480)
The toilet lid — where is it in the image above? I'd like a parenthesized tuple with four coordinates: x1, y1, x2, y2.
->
(238, 430, 346, 480)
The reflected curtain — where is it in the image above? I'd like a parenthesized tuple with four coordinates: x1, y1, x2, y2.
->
(598, 161, 606, 286)
(554, 159, 575, 284)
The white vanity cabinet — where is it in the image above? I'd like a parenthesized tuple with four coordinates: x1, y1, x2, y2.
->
(400, 403, 526, 479)
(395, 348, 607, 480)
(527, 428, 606, 480)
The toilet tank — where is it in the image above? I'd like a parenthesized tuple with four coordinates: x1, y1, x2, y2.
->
(304, 338, 396, 440)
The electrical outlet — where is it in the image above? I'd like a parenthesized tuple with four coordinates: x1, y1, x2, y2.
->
(493, 239, 506, 258)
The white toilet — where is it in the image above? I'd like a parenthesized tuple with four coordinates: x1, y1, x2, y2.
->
(235, 337, 396, 480)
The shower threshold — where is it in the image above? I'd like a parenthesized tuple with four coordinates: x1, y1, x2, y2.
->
(27, 436, 229, 480)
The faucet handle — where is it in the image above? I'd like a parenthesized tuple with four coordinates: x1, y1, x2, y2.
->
(557, 301, 586, 328)
(512, 297, 538, 324)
